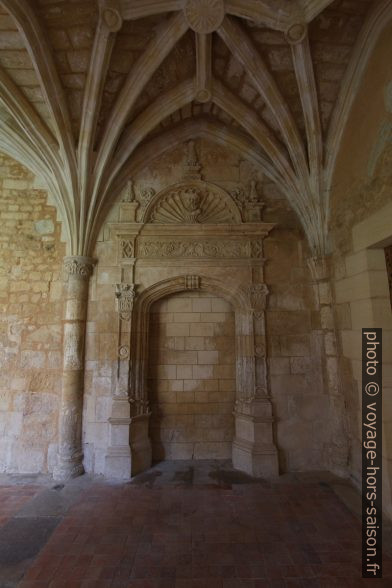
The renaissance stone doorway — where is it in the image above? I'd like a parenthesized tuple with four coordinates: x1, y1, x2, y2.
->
(148, 291, 236, 461)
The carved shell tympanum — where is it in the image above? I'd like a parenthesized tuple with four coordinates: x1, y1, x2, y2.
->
(184, 0, 225, 33)
(149, 185, 238, 224)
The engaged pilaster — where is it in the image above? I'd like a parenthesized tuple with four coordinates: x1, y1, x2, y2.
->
(308, 255, 348, 475)
(53, 255, 95, 481)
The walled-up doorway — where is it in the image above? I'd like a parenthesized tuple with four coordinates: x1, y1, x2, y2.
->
(148, 291, 236, 461)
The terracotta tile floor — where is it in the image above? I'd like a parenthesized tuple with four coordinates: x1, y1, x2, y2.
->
(0, 485, 41, 527)
(1, 461, 391, 588)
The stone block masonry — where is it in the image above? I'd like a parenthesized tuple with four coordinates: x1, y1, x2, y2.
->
(148, 292, 235, 461)
(0, 153, 65, 474)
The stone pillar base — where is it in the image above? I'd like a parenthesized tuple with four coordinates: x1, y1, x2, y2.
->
(104, 446, 132, 480)
(232, 439, 278, 478)
(130, 413, 152, 476)
(104, 397, 132, 479)
(232, 398, 279, 479)
(53, 457, 84, 481)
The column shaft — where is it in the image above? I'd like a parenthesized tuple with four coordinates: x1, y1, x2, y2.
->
(53, 256, 94, 481)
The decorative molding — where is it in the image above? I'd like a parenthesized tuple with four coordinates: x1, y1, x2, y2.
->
(115, 283, 136, 320)
(63, 256, 95, 279)
(184, 0, 225, 33)
(184, 275, 200, 289)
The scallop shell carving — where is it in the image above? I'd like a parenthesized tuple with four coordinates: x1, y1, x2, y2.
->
(149, 185, 238, 224)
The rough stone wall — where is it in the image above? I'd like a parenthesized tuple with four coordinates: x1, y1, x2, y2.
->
(0, 152, 65, 473)
(148, 292, 235, 461)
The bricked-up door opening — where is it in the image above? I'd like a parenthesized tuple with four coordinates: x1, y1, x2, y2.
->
(148, 291, 236, 461)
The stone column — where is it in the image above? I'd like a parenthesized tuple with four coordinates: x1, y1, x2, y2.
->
(53, 256, 95, 481)
(308, 255, 348, 475)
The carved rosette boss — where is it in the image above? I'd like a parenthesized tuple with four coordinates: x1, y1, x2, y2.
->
(184, 0, 225, 33)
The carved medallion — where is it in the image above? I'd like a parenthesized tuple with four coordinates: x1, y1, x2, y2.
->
(184, 0, 225, 33)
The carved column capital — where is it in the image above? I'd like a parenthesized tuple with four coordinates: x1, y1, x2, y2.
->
(63, 256, 95, 280)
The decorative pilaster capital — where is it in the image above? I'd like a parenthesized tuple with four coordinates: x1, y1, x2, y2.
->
(248, 283, 269, 317)
(63, 256, 95, 280)
(115, 283, 136, 320)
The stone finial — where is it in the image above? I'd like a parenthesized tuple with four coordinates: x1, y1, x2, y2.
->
(122, 179, 135, 203)
(183, 141, 202, 180)
(63, 256, 95, 279)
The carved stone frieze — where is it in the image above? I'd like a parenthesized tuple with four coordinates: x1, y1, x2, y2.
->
(137, 238, 262, 259)
(115, 283, 136, 321)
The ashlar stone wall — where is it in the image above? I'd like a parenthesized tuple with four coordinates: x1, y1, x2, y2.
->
(148, 291, 235, 461)
(0, 152, 65, 474)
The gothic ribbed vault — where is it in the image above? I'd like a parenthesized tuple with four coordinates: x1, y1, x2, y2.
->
(0, 0, 391, 255)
